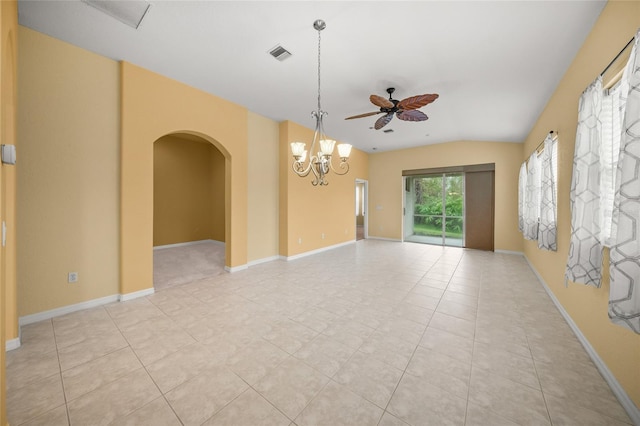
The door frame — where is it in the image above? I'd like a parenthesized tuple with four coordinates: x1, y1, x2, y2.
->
(355, 179, 368, 240)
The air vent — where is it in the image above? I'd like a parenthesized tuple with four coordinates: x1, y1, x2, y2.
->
(269, 45, 292, 61)
(383, 129, 394, 133)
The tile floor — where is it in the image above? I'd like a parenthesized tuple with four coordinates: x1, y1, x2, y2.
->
(6, 240, 634, 426)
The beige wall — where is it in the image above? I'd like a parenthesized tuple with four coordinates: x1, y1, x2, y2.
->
(368, 141, 523, 252)
(153, 135, 225, 246)
(1, 2, 17, 423)
(120, 62, 248, 294)
(523, 1, 640, 407)
(279, 120, 369, 257)
(247, 112, 279, 263)
(17, 27, 120, 315)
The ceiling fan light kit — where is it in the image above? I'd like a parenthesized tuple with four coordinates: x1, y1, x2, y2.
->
(290, 19, 352, 186)
(346, 87, 439, 130)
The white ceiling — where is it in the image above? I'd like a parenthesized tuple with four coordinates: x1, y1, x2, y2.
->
(17, 1, 606, 153)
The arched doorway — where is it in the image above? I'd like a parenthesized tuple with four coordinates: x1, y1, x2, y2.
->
(152, 133, 226, 290)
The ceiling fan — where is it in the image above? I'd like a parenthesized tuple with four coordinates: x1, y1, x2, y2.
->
(345, 87, 439, 130)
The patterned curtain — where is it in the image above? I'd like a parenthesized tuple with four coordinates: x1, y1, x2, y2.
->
(609, 31, 640, 333)
(538, 135, 557, 251)
(522, 152, 540, 241)
(565, 78, 603, 287)
(518, 162, 527, 232)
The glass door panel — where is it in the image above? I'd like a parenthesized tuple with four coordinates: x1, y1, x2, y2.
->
(444, 174, 464, 247)
(405, 173, 464, 247)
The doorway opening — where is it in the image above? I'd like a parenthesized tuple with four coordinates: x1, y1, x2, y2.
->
(152, 133, 226, 290)
(355, 179, 368, 241)
(404, 174, 464, 246)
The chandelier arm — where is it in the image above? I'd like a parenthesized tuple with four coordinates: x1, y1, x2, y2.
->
(292, 159, 313, 177)
(329, 158, 350, 176)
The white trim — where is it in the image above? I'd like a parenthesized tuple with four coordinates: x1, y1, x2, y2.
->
(525, 256, 640, 425)
(283, 240, 355, 261)
(225, 264, 248, 273)
(495, 249, 524, 256)
(5, 337, 20, 352)
(367, 236, 402, 242)
(19, 294, 120, 326)
(119, 287, 155, 302)
(247, 255, 280, 267)
(153, 239, 224, 250)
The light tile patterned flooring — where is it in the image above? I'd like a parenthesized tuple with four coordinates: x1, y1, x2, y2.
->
(6, 240, 633, 425)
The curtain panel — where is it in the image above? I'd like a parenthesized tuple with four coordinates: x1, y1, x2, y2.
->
(518, 162, 527, 233)
(522, 152, 540, 241)
(610, 31, 640, 333)
(565, 78, 604, 288)
(538, 134, 558, 251)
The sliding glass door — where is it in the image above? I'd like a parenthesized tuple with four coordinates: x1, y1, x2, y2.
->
(404, 173, 464, 247)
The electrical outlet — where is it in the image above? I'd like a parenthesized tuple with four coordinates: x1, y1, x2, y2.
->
(298, 237, 302, 244)
(68, 272, 78, 283)
(321, 233, 325, 239)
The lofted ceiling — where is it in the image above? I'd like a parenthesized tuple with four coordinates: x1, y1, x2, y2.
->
(17, 1, 606, 153)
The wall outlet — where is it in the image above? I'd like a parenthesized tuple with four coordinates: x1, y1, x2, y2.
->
(298, 237, 302, 244)
(68, 272, 78, 283)
(321, 233, 325, 239)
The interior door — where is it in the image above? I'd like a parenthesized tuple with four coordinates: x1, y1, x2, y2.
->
(464, 171, 494, 251)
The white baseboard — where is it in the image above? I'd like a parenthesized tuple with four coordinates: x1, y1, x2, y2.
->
(368, 236, 402, 242)
(524, 256, 640, 425)
(282, 240, 356, 261)
(119, 287, 154, 301)
(153, 239, 224, 250)
(5, 337, 20, 352)
(495, 249, 524, 256)
(19, 294, 120, 326)
(247, 255, 280, 267)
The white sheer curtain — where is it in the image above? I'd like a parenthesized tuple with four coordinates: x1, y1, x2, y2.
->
(518, 162, 527, 233)
(565, 78, 604, 287)
(609, 31, 640, 333)
(600, 82, 623, 247)
(538, 134, 557, 251)
(522, 152, 541, 241)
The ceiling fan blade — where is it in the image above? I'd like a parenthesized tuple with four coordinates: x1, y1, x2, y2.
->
(374, 113, 394, 130)
(397, 110, 428, 122)
(345, 111, 383, 120)
(370, 94, 394, 109)
(397, 94, 439, 110)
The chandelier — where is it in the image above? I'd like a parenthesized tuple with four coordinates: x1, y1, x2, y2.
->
(290, 19, 351, 186)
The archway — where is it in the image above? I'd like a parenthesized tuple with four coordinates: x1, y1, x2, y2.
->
(152, 133, 226, 290)
(120, 62, 248, 299)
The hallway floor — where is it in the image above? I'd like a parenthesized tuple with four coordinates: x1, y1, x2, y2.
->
(6, 240, 633, 425)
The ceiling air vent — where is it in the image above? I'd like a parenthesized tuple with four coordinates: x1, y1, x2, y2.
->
(269, 45, 292, 61)
(383, 129, 394, 133)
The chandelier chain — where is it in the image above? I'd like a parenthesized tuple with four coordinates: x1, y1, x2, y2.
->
(317, 26, 322, 112)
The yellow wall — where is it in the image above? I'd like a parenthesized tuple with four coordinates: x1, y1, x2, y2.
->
(121, 62, 248, 294)
(1, 2, 17, 424)
(17, 27, 120, 315)
(368, 141, 523, 252)
(279, 120, 369, 257)
(153, 135, 225, 246)
(523, 1, 640, 407)
(247, 112, 279, 263)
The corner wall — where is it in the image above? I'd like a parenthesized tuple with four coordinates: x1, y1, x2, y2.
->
(1, 2, 17, 424)
(248, 112, 279, 263)
(368, 140, 523, 252)
(279, 120, 369, 257)
(17, 26, 120, 316)
(522, 1, 640, 408)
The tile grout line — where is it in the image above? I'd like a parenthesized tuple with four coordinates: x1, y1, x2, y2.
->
(378, 250, 464, 424)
